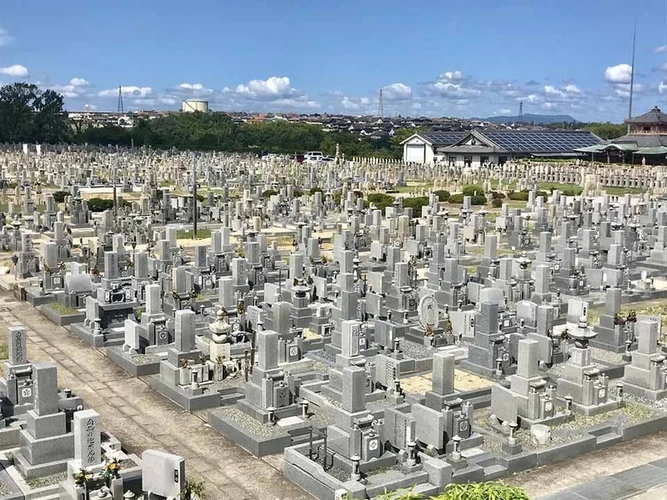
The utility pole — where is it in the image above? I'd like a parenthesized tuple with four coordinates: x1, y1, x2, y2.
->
(192, 162, 197, 239)
(627, 22, 637, 133)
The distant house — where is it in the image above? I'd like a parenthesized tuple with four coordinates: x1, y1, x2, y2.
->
(401, 129, 602, 166)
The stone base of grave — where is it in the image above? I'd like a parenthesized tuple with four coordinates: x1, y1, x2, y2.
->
(284, 444, 442, 500)
(147, 376, 226, 411)
(0, 423, 21, 451)
(209, 407, 316, 457)
(13, 448, 72, 480)
(562, 398, 619, 417)
(70, 323, 124, 348)
(106, 346, 162, 377)
(37, 305, 85, 327)
(24, 287, 56, 307)
(460, 360, 517, 380)
(517, 412, 570, 430)
(621, 381, 667, 401)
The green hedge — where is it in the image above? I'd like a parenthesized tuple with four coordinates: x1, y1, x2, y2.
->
(433, 190, 451, 202)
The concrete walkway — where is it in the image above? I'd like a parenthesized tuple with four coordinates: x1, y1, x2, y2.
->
(0, 293, 311, 500)
(537, 459, 667, 500)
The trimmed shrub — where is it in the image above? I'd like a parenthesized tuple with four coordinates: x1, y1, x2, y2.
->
(491, 198, 503, 208)
(462, 184, 484, 197)
(490, 191, 504, 199)
(52, 190, 69, 203)
(402, 196, 429, 218)
(470, 195, 487, 206)
(433, 190, 451, 202)
(448, 193, 464, 204)
(262, 189, 278, 198)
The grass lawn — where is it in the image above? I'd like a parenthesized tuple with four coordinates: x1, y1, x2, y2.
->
(177, 228, 213, 240)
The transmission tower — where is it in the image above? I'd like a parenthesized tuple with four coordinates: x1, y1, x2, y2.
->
(518, 101, 523, 124)
(377, 88, 384, 118)
(117, 85, 124, 114)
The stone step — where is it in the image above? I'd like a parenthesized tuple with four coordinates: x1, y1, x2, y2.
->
(219, 392, 244, 407)
(483, 463, 508, 480)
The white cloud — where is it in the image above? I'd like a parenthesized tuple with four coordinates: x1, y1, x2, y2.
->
(431, 81, 481, 98)
(613, 82, 643, 97)
(178, 83, 205, 90)
(542, 102, 557, 110)
(656, 45, 667, 54)
(228, 76, 295, 99)
(0, 29, 12, 47)
(439, 71, 464, 81)
(564, 84, 581, 94)
(69, 78, 89, 87)
(500, 108, 512, 114)
(382, 83, 412, 101)
(544, 85, 565, 97)
(659, 82, 667, 94)
(526, 94, 540, 103)
(604, 63, 632, 84)
(0, 64, 29, 78)
(98, 86, 152, 98)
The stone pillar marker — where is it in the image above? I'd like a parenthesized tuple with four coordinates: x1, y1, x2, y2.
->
(256, 330, 279, 371)
(33, 363, 59, 416)
(342, 366, 366, 413)
(145, 284, 161, 315)
(432, 352, 455, 396)
(516, 339, 540, 379)
(73, 409, 102, 468)
(174, 309, 196, 352)
(8, 326, 27, 365)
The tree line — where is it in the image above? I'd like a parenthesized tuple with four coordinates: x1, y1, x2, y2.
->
(0, 82, 410, 158)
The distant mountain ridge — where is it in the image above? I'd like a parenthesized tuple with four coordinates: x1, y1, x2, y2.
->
(472, 113, 579, 125)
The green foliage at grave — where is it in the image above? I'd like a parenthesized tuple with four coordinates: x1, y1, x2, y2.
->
(359, 481, 529, 500)
(0, 83, 70, 143)
(433, 190, 450, 202)
(402, 196, 429, 218)
(86, 198, 115, 212)
(490, 191, 504, 199)
(435, 482, 529, 500)
(507, 190, 548, 201)
(366, 193, 395, 212)
(181, 479, 206, 500)
(309, 187, 324, 195)
(462, 184, 485, 197)
(262, 189, 278, 199)
(448, 193, 464, 204)
(470, 195, 487, 205)
(491, 198, 503, 208)
(52, 191, 69, 203)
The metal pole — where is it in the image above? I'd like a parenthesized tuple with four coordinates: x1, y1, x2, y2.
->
(192, 162, 197, 239)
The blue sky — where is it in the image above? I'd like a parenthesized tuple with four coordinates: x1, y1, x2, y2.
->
(1, 0, 666, 121)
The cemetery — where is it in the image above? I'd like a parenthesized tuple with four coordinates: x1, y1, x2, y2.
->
(0, 146, 665, 499)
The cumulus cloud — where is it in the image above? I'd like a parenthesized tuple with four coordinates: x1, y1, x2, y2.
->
(0, 29, 12, 47)
(382, 83, 412, 101)
(53, 77, 90, 98)
(439, 71, 464, 82)
(69, 78, 89, 87)
(225, 76, 296, 99)
(0, 64, 29, 77)
(544, 85, 565, 97)
(564, 84, 581, 94)
(341, 96, 370, 110)
(659, 82, 667, 94)
(656, 45, 667, 54)
(604, 63, 632, 84)
(98, 86, 152, 98)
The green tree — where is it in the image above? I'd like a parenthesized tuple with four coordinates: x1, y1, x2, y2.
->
(583, 122, 626, 140)
(0, 83, 69, 143)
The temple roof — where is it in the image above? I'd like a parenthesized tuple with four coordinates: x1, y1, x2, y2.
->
(625, 106, 667, 124)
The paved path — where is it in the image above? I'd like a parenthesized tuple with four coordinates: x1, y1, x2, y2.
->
(0, 293, 311, 500)
(537, 459, 667, 500)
